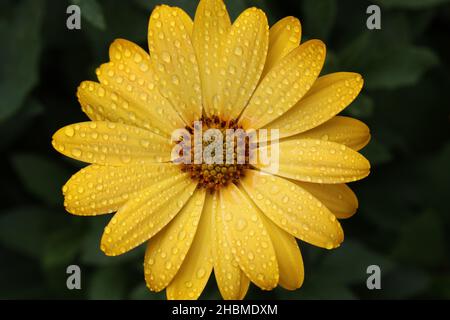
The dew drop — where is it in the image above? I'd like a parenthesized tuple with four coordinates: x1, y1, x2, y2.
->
(178, 230, 186, 240)
(140, 63, 149, 72)
(64, 127, 75, 137)
(236, 218, 247, 231)
(71, 148, 82, 157)
(121, 155, 131, 163)
(234, 46, 243, 56)
(171, 75, 180, 85)
(161, 52, 172, 63)
(134, 53, 142, 63)
(97, 87, 105, 97)
(196, 268, 206, 279)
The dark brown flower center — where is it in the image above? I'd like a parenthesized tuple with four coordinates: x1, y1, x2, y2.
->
(178, 115, 251, 192)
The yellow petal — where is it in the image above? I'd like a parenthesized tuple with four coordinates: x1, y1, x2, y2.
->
(289, 116, 371, 151)
(93, 39, 185, 135)
(51, 121, 172, 165)
(240, 170, 344, 249)
(237, 273, 250, 299)
(217, 7, 269, 120)
(148, 5, 202, 124)
(193, 0, 231, 116)
(63, 163, 181, 216)
(262, 16, 301, 77)
(264, 73, 364, 138)
(77, 80, 177, 138)
(256, 139, 370, 184)
(211, 192, 249, 299)
(292, 181, 358, 219)
(240, 40, 326, 129)
(100, 174, 197, 256)
(144, 188, 206, 292)
(219, 184, 278, 290)
(166, 194, 214, 300)
(264, 219, 304, 290)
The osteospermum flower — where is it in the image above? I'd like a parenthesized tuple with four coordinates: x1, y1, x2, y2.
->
(52, 0, 370, 299)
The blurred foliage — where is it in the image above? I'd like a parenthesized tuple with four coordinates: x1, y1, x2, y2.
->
(0, 0, 449, 299)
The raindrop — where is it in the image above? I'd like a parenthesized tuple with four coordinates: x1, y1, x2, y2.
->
(121, 155, 131, 163)
(162, 52, 172, 63)
(134, 53, 142, 63)
(64, 127, 75, 137)
(196, 268, 206, 279)
(171, 75, 180, 85)
(234, 46, 243, 56)
(178, 230, 186, 240)
(71, 148, 82, 157)
(236, 218, 247, 231)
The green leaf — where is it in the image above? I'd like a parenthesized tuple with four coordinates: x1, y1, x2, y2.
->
(0, 99, 43, 150)
(315, 240, 395, 285)
(344, 94, 374, 119)
(80, 217, 142, 266)
(291, 276, 357, 299)
(363, 46, 439, 90)
(10, 153, 71, 206)
(0, 250, 46, 299)
(338, 32, 375, 70)
(382, 267, 431, 299)
(42, 226, 85, 269)
(88, 267, 127, 300)
(0, 206, 53, 258)
(84, 1, 149, 60)
(431, 276, 450, 299)
(360, 138, 393, 166)
(420, 143, 450, 219)
(224, 0, 251, 21)
(376, 0, 450, 9)
(128, 284, 165, 300)
(391, 210, 446, 268)
(0, 0, 44, 122)
(322, 50, 340, 74)
(71, 0, 106, 30)
(301, 0, 337, 40)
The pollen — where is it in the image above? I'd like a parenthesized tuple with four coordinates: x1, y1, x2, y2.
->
(179, 115, 251, 192)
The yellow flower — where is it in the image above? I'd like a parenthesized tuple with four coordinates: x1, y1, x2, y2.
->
(52, 0, 370, 300)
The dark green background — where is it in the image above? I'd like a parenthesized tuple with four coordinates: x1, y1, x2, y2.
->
(0, 0, 449, 299)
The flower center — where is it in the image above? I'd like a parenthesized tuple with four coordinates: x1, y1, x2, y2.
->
(178, 115, 251, 192)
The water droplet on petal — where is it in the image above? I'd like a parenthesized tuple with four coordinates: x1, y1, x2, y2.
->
(236, 218, 247, 231)
(196, 268, 206, 279)
(234, 46, 243, 56)
(71, 148, 82, 157)
(162, 52, 171, 63)
(178, 230, 186, 240)
(64, 127, 75, 137)
(121, 155, 131, 163)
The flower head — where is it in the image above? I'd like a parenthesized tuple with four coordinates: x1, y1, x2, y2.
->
(52, 0, 370, 299)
